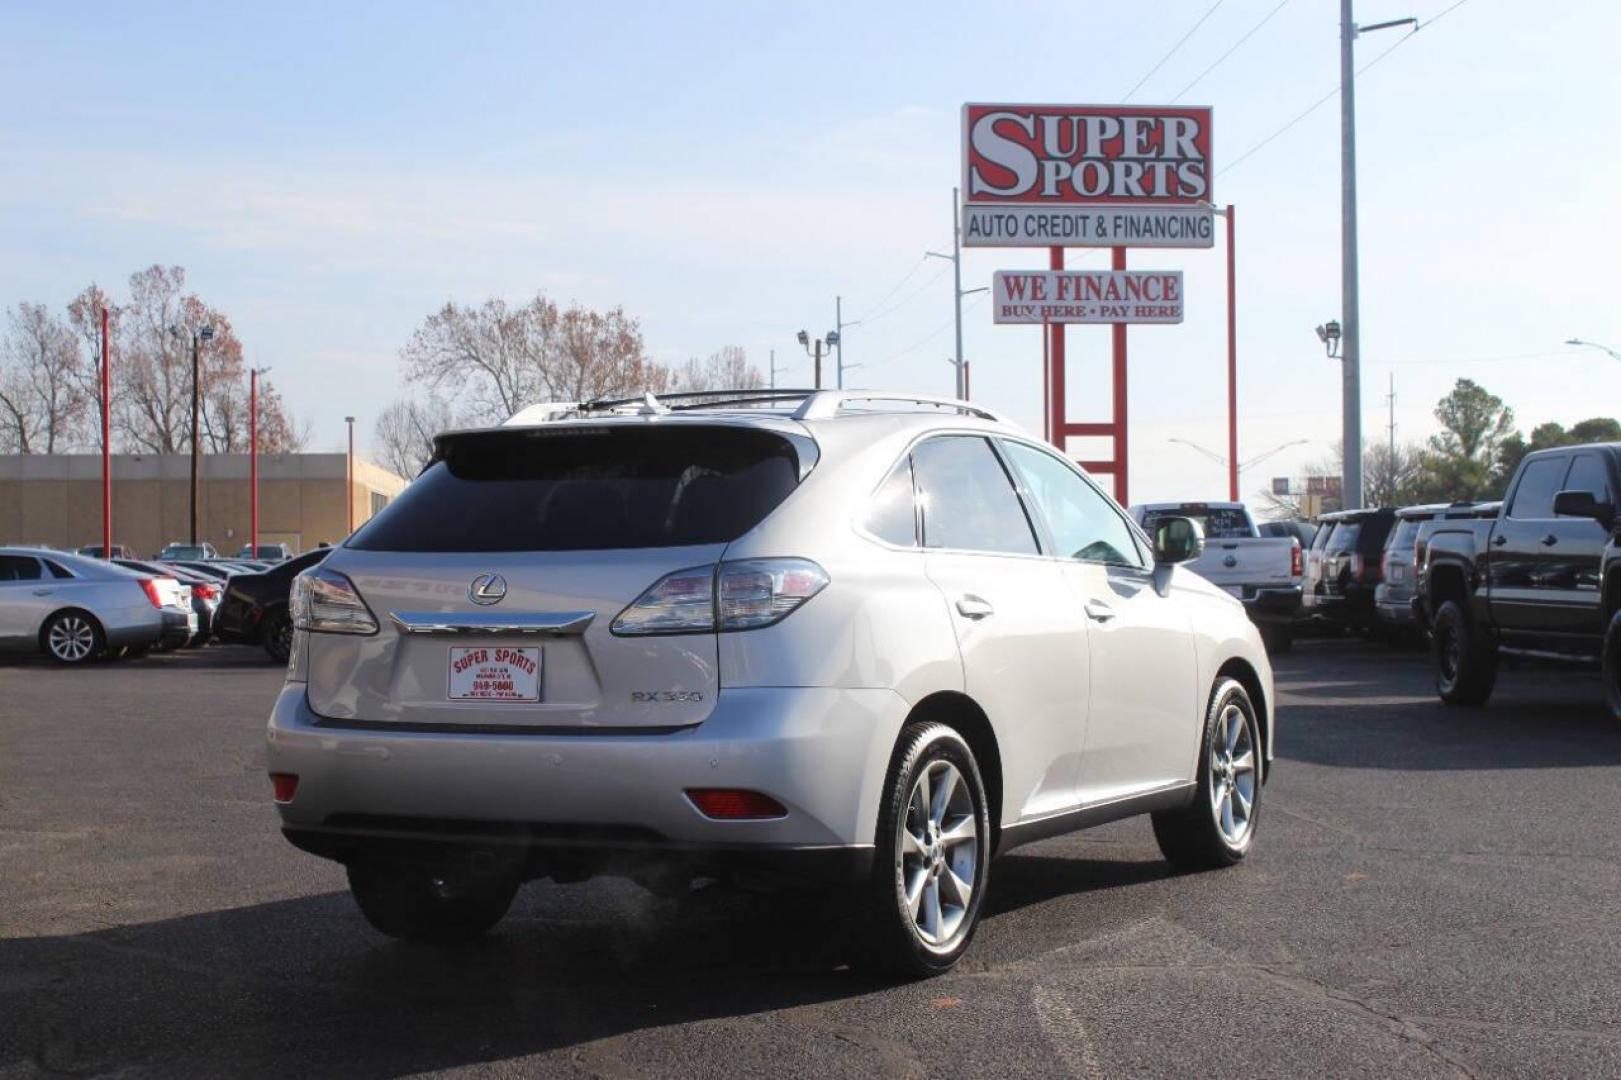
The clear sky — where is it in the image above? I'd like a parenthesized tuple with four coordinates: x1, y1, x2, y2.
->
(2, 0, 1617, 502)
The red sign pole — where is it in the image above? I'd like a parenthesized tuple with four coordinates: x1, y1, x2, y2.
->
(1110, 246, 1129, 506)
(1047, 247, 1065, 452)
(250, 369, 259, 556)
(100, 306, 111, 557)
(1225, 203, 1239, 502)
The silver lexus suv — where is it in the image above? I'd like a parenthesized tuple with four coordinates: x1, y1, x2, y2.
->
(267, 390, 1274, 976)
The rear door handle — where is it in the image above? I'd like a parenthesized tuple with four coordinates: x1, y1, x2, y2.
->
(1540, 534, 1558, 547)
(955, 595, 994, 620)
(1491, 535, 1508, 547)
(1084, 601, 1117, 623)
(31, 588, 52, 596)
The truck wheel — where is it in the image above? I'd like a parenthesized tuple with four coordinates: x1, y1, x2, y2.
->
(1432, 600, 1496, 706)
(862, 722, 991, 978)
(1261, 624, 1294, 655)
(347, 862, 518, 943)
(1152, 677, 1262, 870)
(1604, 609, 1621, 723)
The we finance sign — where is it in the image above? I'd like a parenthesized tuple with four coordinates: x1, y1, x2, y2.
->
(991, 270, 1184, 325)
(962, 104, 1214, 249)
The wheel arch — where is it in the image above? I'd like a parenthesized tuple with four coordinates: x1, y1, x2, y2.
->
(1428, 560, 1470, 613)
(1215, 656, 1270, 778)
(900, 691, 1004, 848)
(1604, 564, 1621, 620)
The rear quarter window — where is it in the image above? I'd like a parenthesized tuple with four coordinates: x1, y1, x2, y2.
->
(349, 426, 803, 553)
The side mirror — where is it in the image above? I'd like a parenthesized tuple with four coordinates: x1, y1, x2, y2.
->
(1152, 516, 1205, 565)
(1553, 489, 1616, 526)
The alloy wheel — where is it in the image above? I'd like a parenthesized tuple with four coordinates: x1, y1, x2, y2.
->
(898, 759, 979, 949)
(48, 616, 96, 662)
(1208, 703, 1257, 846)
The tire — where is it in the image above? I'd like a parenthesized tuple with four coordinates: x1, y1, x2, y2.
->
(346, 862, 518, 943)
(1431, 599, 1496, 706)
(41, 610, 105, 665)
(1260, 624, 1294, 655)
(1603, 609, 1621, 724)
(262, 609, 293, 664)
(861, 722, 992, 978)
(1152, 677, 1262, 871)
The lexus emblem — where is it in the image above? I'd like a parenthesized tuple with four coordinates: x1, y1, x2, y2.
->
(469, 574, 507, 606)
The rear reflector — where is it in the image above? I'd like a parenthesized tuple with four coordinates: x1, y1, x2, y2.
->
(1289, 540, 1303, 578)
(685, 788, 787, 820)
(269, 773, 299, 803)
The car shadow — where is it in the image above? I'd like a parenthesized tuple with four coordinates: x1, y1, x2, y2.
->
(1272, 642, 1619, 771)
(0, 849, 1171, 1075)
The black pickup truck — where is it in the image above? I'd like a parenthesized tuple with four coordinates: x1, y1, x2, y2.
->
(1417, 442, 1620, 718)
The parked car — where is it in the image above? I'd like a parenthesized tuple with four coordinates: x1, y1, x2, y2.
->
(238, 543, 294, 561)
(114, 559, 222, 646)
(1375, 502, 1497, 631)
(162, 560, 236, 582)
(1129, 501, 1302, 652)
(1308, 508, 1398, 631)
(1259, 520, 1317, 548)
(159, 542, 218, 560)
(265, 390, 1274, 976)
(1301, 515, 1334, 617)
(1417, 443, 1619, 717)
(0, 548, 170, 663)
(76, 544, 137, 559)
(214, 548, 330, 661)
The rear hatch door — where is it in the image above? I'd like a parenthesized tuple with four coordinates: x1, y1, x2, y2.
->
(305, 421, 805, 732)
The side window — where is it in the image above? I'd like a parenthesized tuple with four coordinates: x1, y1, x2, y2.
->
(42, 559, 74, 579)
(1562, 454, 1613, 506)
(1001, 441, 1146, 569)
(911, 436, 1038, 555)
(1508, 457, 1569, 520)
(863, 457, 918, 547)
(0, 556, 43, 582)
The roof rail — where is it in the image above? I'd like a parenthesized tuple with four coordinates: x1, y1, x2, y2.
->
(791, 391, 1007, 423)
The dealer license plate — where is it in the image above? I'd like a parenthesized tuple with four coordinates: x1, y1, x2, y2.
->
(448, 646, 541, 702)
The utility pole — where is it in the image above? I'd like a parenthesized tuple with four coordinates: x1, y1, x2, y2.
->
(926, 187, 988, 401)
(179, 324, 214, 545)
(833, 296, 863, 389)
(1340, 1, 1415, 510)
(768, 348, 776, 390)
(345, 416, 356, 535)
(1386, 372, 1396, 464)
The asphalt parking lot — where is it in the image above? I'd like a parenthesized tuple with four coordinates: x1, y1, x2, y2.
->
(2, 642, 1619, 1078)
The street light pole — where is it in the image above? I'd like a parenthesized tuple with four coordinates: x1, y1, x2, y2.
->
(181, 325, 214, 546)
(250, 366, 270, 556)
(1340, 2, 1416, 511)
(99, 306, 111, 559)
(1566, 338, 1621, 362)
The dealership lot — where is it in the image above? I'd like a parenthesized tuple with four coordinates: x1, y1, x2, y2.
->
(2, 643, 1619, 1078)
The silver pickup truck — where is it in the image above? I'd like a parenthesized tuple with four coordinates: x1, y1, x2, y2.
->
(1131, 501, 1303, 653)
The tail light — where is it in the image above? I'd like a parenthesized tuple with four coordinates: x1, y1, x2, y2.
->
(1289, 541, 1303, 577)
(290, 567, 378, 635)
(269, 772, 299, 803)
(193, 582, 218, 601)
(613, 559, 829, 636)
(137, 578, 163, 608)
(686, 788, 787, 820)
(1349, 553, 1365, 580)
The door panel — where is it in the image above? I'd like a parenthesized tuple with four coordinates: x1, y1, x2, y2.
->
(1489, 455, 1570, 632)
(924, 552, 1089, 820)
(0, 555, 50, 648)
(1070, 562, 1201, 801)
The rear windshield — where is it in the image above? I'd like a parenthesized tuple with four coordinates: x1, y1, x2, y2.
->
(349, 426, 803, 553)
(1325, 523, 1361, 551)
(1386, 519, 1420, 554)
(1139, 506, 1252, 540)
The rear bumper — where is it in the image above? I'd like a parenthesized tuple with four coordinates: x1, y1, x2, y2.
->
(1241, 586, 1302, 622)
(159, 609, 198, 646)
(265, 681, 909, 876)
(1373, 584, 1417, 625)
(101, 605, 166, 649)
(1313, 583, 1377, 624)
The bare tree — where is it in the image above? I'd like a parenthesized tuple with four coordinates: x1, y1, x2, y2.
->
(669, 346, 764, 394)
(65, 284, 119, 451)
(374, 395, 456, 479)
(0, 302, 87, 452)
(399, 293, 672, 426)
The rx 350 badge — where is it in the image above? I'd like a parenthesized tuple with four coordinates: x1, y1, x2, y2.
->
(632, 690, 705, 703)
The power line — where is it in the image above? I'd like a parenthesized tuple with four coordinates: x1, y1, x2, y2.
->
(867, 293, 990, 370)
(850, 255, 928, 322)
(858, 265, 950, 324)
(1371, 348, 1591, 368)
(1218, 0, 1472, 178)
(1122, 0, 1226, 102)
(1172, 0, 1292, 102)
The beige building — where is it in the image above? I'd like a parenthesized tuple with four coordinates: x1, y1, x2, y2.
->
(0, 453, 410, 557)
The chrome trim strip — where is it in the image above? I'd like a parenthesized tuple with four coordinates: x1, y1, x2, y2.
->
(388, 610, 596, 636)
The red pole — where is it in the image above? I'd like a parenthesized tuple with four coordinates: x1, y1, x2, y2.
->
(346, 419, 355, 535)
(1226, 204, 1239, 502)
(100, 307, 111, 557)
(1041, 313, 1051, 443)
(250, 369, 259, 556)
(1048, 247, 1065, 454)
(1111, 246, 1128, 506)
